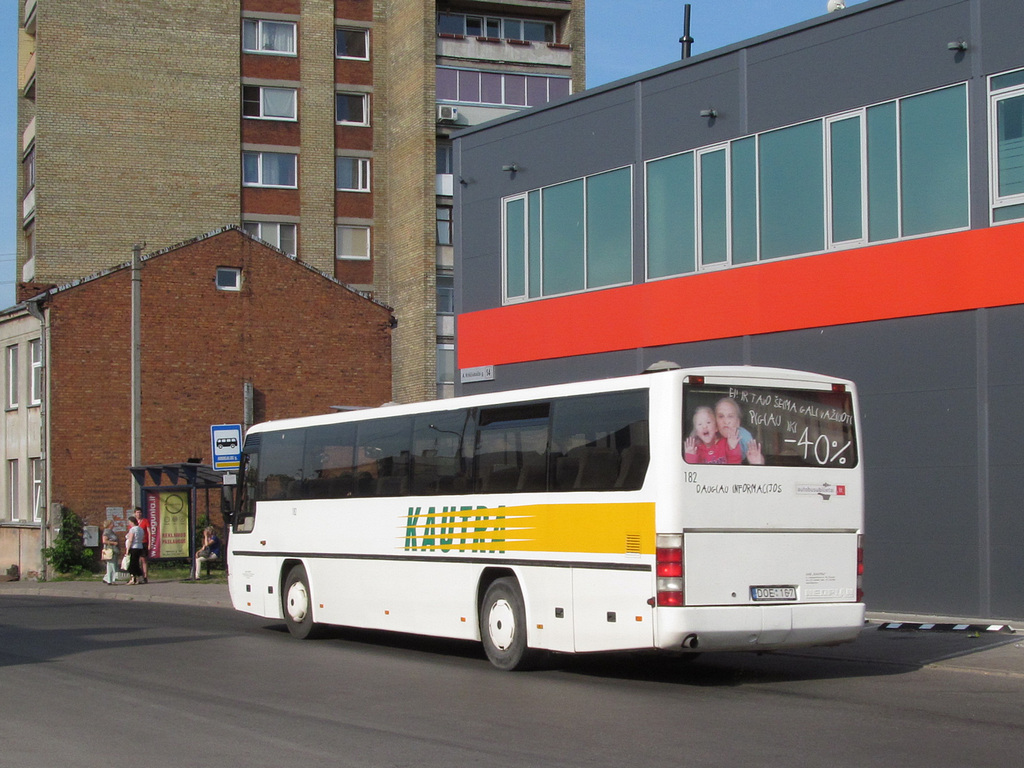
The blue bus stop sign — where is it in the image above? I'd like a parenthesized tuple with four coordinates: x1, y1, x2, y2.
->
(211, 424, 243, 471)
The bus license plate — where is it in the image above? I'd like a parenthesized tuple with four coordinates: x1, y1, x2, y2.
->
(750, 586, 797, 601)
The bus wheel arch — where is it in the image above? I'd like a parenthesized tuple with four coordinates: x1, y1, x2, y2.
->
(478, 573, 546, 671)
(282, 561, 319, 639)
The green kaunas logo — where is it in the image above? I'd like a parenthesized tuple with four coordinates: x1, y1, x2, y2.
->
(404, 505, 506, 553)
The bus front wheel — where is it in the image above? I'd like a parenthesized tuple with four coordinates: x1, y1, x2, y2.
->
(283, 565, 318, 639)
(480, 577, 545, 671)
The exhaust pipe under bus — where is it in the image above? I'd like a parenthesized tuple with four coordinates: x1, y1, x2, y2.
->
(682, 634, 699, 650)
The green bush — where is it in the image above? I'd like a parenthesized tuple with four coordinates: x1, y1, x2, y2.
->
(43, 507, 95, 576)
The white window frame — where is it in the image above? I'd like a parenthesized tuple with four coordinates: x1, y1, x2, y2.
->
(29, 338, 42, 406)
(695, 143, 733, 271)
(243, 221, 297, 255)
(242, 19, 296, 55)
(6, 344, 18, 410)
(335, 157, 371, 192)
(216, 267, 242, 291)
(824, 111, 869, 250)
(31, 458, 43, 523)
(335, 93, 370, 126)
(242, 151, 298, 189)
(242, 85, 297, 121)
(335, 27, 369, 60)
(989, 70, 1024, 221)
(8, 459, 19, 521)
(336, 225, 371, 261)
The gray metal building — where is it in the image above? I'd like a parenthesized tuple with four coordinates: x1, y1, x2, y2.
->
(453, 0, 1024, 620)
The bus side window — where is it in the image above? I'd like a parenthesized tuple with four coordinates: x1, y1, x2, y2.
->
(549, 390, 650, 492)
(355, 416, 414, 497)
(258, 429, 306, 501)
(474, 403, 550, 494)
(411, 409, 471, 495)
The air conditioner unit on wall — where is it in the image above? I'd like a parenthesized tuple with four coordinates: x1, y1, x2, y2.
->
(437, 105, 459, 123)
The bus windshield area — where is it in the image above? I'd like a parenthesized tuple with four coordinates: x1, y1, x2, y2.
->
(683, 380, 857, 468)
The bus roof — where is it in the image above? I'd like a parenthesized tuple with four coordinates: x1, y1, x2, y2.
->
(245, 365, 853, 436)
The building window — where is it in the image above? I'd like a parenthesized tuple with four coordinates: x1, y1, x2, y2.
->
(335, 157, 371, 192)
(335, 27, 369, 60)
(436, 141, 453, 174)
(503, 167, 632, 303)
(336, 93, 369, 126)
(242, 86, 297, 120)
(990, 68, 1024, 224)
(31, 458, 43, 523)
(437, 13, 555, 43)
(437, 67, 570, 108)
(216, 267, 242, 291)
(243, 222, 296, 255)
(242, 151, 297, 188)
(8, 460, 18, 521)
(436, 344, 455, 400)
(643, 82, 968, 281)
(437, 274, 455, 315)
(436, 206, 453, 245)
(336, 225, 371, 260)
(242, 19, 296, 55)
(6, 345, 18, 410)
(29, 339, 42, 407)
(23, 145, 35, 191)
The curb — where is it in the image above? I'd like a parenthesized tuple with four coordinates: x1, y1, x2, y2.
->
(878, 622, 1016, 634)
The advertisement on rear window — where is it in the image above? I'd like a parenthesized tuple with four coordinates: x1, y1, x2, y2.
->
(683, 381, 857, 468)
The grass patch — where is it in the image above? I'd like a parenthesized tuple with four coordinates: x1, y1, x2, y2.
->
(50, 559, 227, 584)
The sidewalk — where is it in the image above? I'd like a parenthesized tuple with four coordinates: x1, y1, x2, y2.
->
(0, 575, 231, 608)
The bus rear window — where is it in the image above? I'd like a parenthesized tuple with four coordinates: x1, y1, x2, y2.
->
(683, 380, 857, 468)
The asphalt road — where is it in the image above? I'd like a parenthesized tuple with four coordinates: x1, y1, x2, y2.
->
(1, 595, 1021, 768)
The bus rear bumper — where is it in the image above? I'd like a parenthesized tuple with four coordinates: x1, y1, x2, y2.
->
(655, 603, 866, 652)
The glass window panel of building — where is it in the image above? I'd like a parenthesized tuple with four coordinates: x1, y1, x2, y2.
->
(503, 169, 632, 303)
(335, 27, 369, 60)
(990, 68, 1024, 223)
(639, 82, 968, 280)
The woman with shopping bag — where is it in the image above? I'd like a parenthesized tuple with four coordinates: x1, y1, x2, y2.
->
(124, 516, 146, 585)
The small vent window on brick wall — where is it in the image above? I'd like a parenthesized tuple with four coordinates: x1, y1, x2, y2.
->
(216, 267, 242, 291)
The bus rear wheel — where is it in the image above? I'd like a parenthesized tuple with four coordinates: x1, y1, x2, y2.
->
(480, 577, 545, 671)
(283, 564, 318, 639)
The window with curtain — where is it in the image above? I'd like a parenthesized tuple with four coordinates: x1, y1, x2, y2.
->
(242, 19, 296, 54)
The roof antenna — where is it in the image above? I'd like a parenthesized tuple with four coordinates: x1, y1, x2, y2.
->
(679, 4, 694, 59)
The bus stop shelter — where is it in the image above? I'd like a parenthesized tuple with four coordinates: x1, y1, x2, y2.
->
(129, 463, 225, 564)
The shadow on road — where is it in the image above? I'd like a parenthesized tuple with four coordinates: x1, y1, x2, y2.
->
(260, 620, 1020, 686)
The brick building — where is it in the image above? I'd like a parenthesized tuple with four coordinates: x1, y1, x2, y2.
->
(0, 227, 393, 578)
(15, 0, 585, 404)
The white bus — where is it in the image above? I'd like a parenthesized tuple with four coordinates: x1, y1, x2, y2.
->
(227, 366, 864, 670)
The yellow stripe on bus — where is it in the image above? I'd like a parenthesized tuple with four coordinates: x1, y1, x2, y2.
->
(402, 502, 655, 556)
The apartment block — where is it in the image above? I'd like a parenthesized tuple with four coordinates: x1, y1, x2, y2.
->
(16, 0, 585, 404)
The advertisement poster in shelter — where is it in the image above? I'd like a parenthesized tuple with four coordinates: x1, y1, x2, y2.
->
(145, 490, 190, 559)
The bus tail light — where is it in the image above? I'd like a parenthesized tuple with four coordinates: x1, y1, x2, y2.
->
(856, 535, 864, 603)
(656, 534, 684, 606)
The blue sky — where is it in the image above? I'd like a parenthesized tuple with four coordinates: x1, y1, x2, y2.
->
(0, 0, 865, 310)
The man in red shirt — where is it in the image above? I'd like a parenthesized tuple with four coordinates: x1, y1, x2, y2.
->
(136, 507, 150, 584)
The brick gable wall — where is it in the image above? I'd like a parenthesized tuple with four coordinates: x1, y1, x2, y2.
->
(45, 229, 392, 524)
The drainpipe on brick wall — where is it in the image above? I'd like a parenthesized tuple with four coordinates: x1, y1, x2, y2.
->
(25, 296, 48, 581)
(131, 243, 144, 506)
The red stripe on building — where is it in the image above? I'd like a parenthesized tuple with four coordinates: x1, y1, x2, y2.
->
(458, 223, 1024, 368)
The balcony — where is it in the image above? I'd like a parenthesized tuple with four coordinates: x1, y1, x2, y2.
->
(437, 34, 572, 68)
(20, 51, 36, 97)
(22, 187, 36, 222)
(24, 0, 37, 34)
